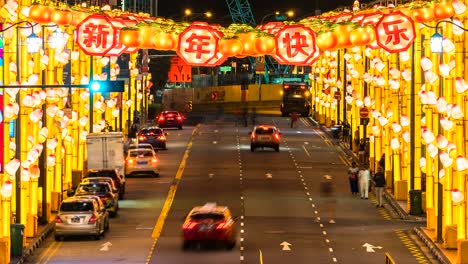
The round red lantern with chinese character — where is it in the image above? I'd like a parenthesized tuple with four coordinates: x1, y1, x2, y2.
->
(274, 24, 318, 66)
(375, 11, 416, 53)
(76, 14, 118, 56)
(177, 24, 224, 66)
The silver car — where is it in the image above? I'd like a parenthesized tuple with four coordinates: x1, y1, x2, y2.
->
(54, 197, 109, 240)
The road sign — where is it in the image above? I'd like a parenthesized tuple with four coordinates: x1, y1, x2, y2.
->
(168, 56, 192, 83)
(334, 91, 341, 100)
(360, 118, 370, 125)
(360, 107, 369, 118)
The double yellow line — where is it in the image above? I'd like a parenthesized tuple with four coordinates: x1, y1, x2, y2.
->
(35, 241, 62, 264)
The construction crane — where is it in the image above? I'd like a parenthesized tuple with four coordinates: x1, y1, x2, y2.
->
(225, 0, 291, 84)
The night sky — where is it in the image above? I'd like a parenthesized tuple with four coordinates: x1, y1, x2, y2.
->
(157, 0, 358, 26)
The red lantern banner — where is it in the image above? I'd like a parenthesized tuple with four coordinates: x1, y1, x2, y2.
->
(273, 25, 318, 66)
(76, 14, 118, 56)
(375, 11, 416, 53)
(176, 24, 225, 66)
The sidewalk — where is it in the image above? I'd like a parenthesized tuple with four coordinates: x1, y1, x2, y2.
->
(311, 118, 455, 264)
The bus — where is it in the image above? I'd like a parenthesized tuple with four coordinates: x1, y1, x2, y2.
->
(280, 82, 312, 117)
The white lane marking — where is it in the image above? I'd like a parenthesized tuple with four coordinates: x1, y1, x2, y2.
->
(315, 211, 318, 214)
(240, 256, 244, 261)
(326, 239, 330, 243)
(323, 231, 327, 235)
(309, 198, 313, 201)
(302, 145, 310, 157)
(333, 257, 338, 262)
(306, 192, 310, 195)
(241, 216, 244, 219)
(320, 224, 324, 228)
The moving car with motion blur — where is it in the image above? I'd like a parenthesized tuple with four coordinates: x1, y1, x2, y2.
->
(54, 196, 109, 241)
(156, 111, 183, 129)
(125, 148, 160, 177)
(73, 182, 119, 217)
(137, 127, 168, 150)
(182, 203, 236, 250)
(249, 125, 281, 152)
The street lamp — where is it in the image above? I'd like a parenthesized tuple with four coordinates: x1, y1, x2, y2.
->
(0, 21, 41, 54)
(183, 9, 213, 22)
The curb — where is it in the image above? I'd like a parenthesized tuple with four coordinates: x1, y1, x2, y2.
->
(12, 222, 54, 264)
(413, 227, 451, 264)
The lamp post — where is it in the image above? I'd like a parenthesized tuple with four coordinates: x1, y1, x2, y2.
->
(429, 20, 468, 242)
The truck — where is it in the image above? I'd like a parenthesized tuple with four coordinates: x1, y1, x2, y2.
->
(280, 82, 312, 117)
(86, 132, 125, 181)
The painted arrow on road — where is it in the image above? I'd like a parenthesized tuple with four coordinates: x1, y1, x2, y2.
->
(280, 241, 292, 251)
(265, 173, 272, 179)
(100, 241, 112, 251)
(362, 243, 382, 252)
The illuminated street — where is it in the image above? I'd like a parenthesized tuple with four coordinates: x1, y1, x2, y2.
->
(26, 115, 433, 264)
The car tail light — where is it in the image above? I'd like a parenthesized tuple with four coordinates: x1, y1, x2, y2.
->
(55, 216, 63, 223)
(88, 215, 97, 224)
(126, 159, 134, 164)
(284, 85, 290, 89)
(167, 114, 173, 117)
(176, 116, 182, 121)
(183, 221, 197, 230)
(151, 158, 158, 163)
(157, 135, 166, 140)
(274, 133, 280, 140)
(216, 221, 228, 229)
(139, 135, 147, 141)
(158, 116, 165, 121)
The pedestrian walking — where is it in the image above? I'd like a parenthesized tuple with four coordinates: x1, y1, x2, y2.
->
(348, 162, 359, 195)
(242, 107, 248, 127)
(373, 166, 386, 207)
(250, 107, 257, 125)
(358, 139, 366, 164)
(320, 175, 336, 224)
(358, 166, 371, 199)
(290, 111, 299, 128)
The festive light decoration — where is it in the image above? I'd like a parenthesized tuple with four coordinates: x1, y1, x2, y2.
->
(390, 138, 400, 150)
(439, 169, 446, 179)
(392, 123, 402, 133)
(440, 151, 453, 168)
(428, 143, 438, 158)
(5, 159, 20, 176)
(0, 180, 13, 198)
(422, 128, 435, 144)
(437, 135, 448, 149)
(456, 156, 468, 171)
(402, 131, 411, 143)
(47, 154, 56, 167)
(451, 189, 464, 203)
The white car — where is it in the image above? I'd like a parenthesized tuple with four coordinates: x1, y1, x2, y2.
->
(125, 148, 160, 177)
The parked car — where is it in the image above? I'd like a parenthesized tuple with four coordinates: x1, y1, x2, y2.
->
(54, 196, 109, 241)
(82, 177, 119, 198)
(85, 169, 126, 200)
(73, 182, 119, 217)
(249, 125, 281, 152)
(125, 148, 160, 177)
(137, 127, 167, 150)
(182, 203, 236, 250)
(156, 111, 183, 129)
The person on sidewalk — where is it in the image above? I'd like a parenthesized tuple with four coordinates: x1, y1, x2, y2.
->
(358, 166, 371, 199)
(320, 175, 336, 224)
(373, 166, 386, 207)
(348, 162, 359, 195)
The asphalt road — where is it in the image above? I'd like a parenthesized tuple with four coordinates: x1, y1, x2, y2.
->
(25, 114, 430, 264)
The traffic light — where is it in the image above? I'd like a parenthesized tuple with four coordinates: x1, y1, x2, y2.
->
(89, 80, 125, 92)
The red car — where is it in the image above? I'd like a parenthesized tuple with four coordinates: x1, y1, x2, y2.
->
(182, 203, 236, 250)
(157, 111, 183, 129)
